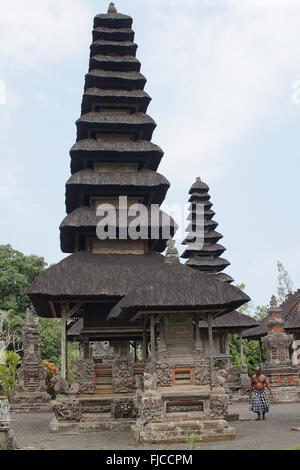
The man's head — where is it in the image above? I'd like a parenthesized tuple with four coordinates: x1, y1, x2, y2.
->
(255, 366, 261, 376)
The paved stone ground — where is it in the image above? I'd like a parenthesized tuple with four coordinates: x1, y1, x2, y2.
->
(10, 403, 300, 451)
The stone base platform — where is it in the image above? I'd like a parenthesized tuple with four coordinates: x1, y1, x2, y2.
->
(49, 393, 137, 434)
(132, 385, 235, 444)
(12, 391, 52, 413)
(132, 419, 235, 444)
(49, 416, 135, 434)
(271, 386, 300, 403)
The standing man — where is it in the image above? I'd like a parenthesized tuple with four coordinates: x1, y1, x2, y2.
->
(249, 366, 273, 421)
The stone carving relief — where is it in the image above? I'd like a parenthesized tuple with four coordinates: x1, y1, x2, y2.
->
(210, 388, 229, 419)
(155, 352, 173, 387)
(112, 398, 138, 420)
(138, 396, 164, 424)
(52, 376, 81, 422)
(72, 359, 94, 394)
(193, 351, 211, 386)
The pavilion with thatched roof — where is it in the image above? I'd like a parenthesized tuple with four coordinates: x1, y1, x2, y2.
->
(27, 4, 250, 440)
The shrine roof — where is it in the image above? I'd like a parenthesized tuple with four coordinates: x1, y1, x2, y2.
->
(198, 310, 258, 332)
(108, 270, 250, 321)
(28, 252, 250, 318)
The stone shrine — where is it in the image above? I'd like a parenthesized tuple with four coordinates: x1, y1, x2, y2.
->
(261, 297, 300, 401)
(12, 313, 51, 413)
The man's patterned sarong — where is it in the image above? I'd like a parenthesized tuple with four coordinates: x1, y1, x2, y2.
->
(251, 389, 270, 414)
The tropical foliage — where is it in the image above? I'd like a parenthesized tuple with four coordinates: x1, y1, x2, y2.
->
(0, 351, 21, 403)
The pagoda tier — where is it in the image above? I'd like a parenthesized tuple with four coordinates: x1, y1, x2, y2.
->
(60, 207, 176, 253)
(65, 169, 170, 213)
(61, 5, 175, 254)
(181, 177, 233, 281)
(89, 55, 140, 72)
(70, 140, 163, 173)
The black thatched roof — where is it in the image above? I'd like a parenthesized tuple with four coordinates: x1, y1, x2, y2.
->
(60, 207, 177, 253)
(89, 54, 141, 72)
(76, 112, 156, 141)
(198, 311, 258, 332)
(66, 169, 170, 214)
(242, 318, 268, 340)
(70, 139, 163, 173)
(85, 70, 146, 90)
(108, 269, 250, 322)
(90, 40, 138, 57)
(94, 13, 133, 30)
(185, 256, 231, 271)
(93, 28, 135, 43)
(81, 88, 151, 114)
(189, 177, 209, 194)
(217, 273, 235, 284)
(182, 230, 223, 246)
(28, 252, 250, 319)
(65, 169, 170, 213)
(285, 308, 300, 330)
(67, 318, 84, 339)
(181, 243, 226, 258)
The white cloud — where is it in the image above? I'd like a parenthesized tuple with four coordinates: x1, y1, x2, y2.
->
(140, 0, 300, 182)
(0, 0, 91, 66)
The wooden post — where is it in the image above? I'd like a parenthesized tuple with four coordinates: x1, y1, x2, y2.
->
(239, 332, 245, 366)
(61, 310, 68, 380)
(207, 314, 214, 385)
(60, 303, 83, 381)
(150, 315, 156, 374)
(194, 317, 201, 350)
(142, 318, 147, 364)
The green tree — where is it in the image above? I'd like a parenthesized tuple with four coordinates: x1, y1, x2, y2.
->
(0, 245, 46, 313)
(39, 318, 62, 366)
(0, 351, 21, 403)
(277, 261, 293, 304)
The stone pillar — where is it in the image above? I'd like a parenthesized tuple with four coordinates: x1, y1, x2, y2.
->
(158, 316, 167, 353)
(194, 316, 201, 350)
(142, 318, 147, 364)
(61, 312, 68, 380)
(0, 397, 15, 450)
(207, 314, 214, 385)
(112, 342, 135, 393)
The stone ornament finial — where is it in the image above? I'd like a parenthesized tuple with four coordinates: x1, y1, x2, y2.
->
(108, 2, 117, 13)
(196, 177, 201, 182)
(165, 238, 180, 264)
(270, 295, 278, 309)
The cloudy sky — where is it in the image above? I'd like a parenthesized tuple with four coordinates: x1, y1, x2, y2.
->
(0, 0, 299, 307)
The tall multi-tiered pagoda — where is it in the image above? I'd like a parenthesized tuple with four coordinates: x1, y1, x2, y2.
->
(182, 177, 234, 284)
(28, 5, 250, 442)
(28, 3, 176, 378)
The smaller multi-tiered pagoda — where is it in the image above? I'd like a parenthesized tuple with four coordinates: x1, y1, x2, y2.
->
(182, 177, 234, 284)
